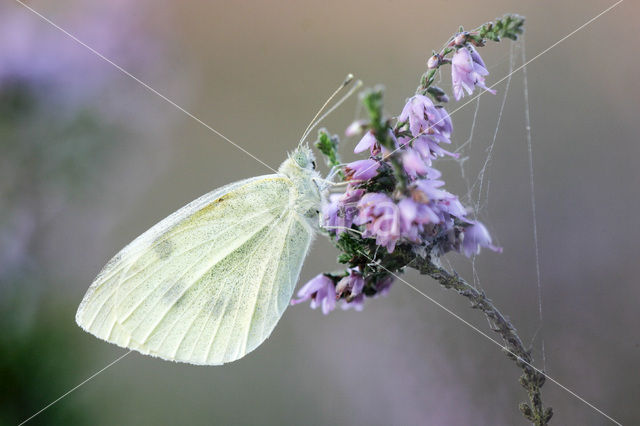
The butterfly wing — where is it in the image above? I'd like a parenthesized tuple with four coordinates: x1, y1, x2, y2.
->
(76, 175, 314, 365)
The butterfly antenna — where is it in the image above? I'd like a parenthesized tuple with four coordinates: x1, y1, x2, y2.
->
(301, 79, 362, 145)
(299, 73, 355, 146)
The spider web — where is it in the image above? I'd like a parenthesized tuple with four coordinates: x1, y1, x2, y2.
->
(444, 38, 546, 370)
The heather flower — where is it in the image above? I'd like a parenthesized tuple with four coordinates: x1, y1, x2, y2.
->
(337, 268, 366, 311)
(335, 268, 365, 299)
(413, 178, 450, 203)
(430, 104, 453, 142)
(414, 179, 467, 219)
(290, 274, 337, 314)
(354, 131, 378, 154)
(462, 222, 502, 257)
(322, 194, 343, 233)
(411, 134, 458, 165)
(355, 193, 401, 253)
(398, 95, 453, 145)
(354, 129, 397, 155)
(402, 149, 429, 178)
(344, 159, 380, 181)
(398, 95, 456, 164)
(397, 198, 439, 242)
(341, 272, 394, 311)
(323, 188, 364, 236)
(436, 194, 467, 219)
(451, 45, 496, 101)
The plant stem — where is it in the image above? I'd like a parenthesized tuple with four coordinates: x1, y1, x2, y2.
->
(390, 247, 552, 424)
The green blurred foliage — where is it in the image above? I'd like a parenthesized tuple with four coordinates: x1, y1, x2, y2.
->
(0, 293, 90, 425)
(0, 81, 122, 425)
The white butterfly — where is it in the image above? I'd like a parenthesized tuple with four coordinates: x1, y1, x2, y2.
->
(76, 146, 325, 365)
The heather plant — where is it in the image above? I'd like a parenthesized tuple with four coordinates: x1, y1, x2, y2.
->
(291, 14, 553, 425)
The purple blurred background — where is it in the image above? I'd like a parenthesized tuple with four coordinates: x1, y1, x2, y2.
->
(1, 0, 638, 424)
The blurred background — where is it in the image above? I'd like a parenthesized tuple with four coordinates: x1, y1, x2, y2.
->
(1, 0, 638, 425)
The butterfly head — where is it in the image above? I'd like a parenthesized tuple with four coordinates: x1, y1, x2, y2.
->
(280, 145, 319, 177)
(289, 145, 317, 171)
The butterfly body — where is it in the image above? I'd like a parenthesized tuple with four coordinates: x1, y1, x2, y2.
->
(76, 146, 323, 365)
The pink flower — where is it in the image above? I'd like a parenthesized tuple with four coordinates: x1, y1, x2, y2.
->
(355, 193, 401, 253)
(344, 159, 380, 181)
(335, 268, 365, 299)
(402, 149, 429, 178)
(354, 131, 378, 154)
(451, 45, 496, 101)
(413, 178, 450, 201)
(338, 268, 366, 311)
(398, 95, 456, 164)
(462, 222, 502, 257)
(354, 129, 396, 156)
(340, 271, 395, 311)
(398, 198, 440, 242)
(435, 195, 467, 219)
(411, 135, 458, 165)
(291, 274, 337, 314)
(323, 188, 364, 236)
(398, 95, 453, 144)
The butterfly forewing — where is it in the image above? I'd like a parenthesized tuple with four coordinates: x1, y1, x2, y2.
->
(76, 175, 314, 365)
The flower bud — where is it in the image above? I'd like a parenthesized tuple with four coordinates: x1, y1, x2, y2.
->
(453, 32, 469, 46)
(345, 119, 367, 138)
(427, 54, 441, 69)
(334, 276, 350, 297)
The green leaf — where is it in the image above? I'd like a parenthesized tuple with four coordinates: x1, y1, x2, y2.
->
(314, 129, 342, 177)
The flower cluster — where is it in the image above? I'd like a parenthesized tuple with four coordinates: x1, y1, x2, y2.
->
(293, 268, 395, 312)
(292, 17, 523, 314)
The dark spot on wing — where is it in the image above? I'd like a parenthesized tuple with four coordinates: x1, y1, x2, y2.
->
(155, 239, 174, 260)
(162, 280, 187, 306)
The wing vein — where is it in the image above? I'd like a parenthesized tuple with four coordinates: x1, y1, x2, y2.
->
(242, 214, 292, 353)
(119, 206, 280, 323)
(117, 207, 280, 313)
(205, 213, 288, 363)
(137, 217, 278, 346)
(158, 212, 287, 362)
(90, 177, 279, 286)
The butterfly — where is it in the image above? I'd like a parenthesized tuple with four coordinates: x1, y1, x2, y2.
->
(75, 74, 359, 365)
